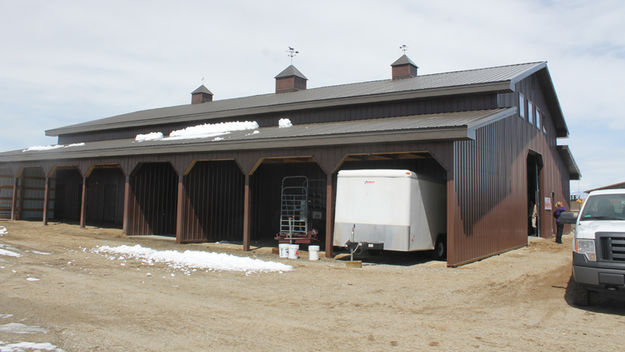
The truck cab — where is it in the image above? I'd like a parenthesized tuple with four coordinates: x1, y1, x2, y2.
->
(565, 189, 625, 305)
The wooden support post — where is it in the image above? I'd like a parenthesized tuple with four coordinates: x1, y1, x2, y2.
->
(80, 176, 87, 228)
(42, 176, 50, 225)
(325, 173, 334, 258)
(10, 177, 18, 221)
(122, 175, 131, 235)
(242, 174, 251, 251)
(175, 174, 184, 244)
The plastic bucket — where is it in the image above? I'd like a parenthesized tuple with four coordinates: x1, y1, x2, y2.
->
(278, 243, 289, 258)
(288, 244, 299, 259)
(308, 245, 320, 261)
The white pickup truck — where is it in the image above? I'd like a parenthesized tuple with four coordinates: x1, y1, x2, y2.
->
(562, 189, 625, 305)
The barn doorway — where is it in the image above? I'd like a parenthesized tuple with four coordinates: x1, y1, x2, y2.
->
(53, 168, 82, 223)
(250, 159, 326, 246)
(527, 152, 543, 237)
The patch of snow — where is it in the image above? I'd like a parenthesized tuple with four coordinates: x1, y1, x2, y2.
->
(22, 143, 85, 152)
(92, 244, 292, 273)
(134, 132, 163, 142)
(0, 341, 65, 352)
(0, 323, 47, 334)
(25, 278, 39, 282)
(213, 137, 224, 141)
(167, 121, 259, 140)
(28, 251, 51, 255)
(279, 118, 292, 128)
(0, 249, 20, 258)
(0, 227, 7, 235)
(22, 145, 64, 152)
(0, 314, 13, 319)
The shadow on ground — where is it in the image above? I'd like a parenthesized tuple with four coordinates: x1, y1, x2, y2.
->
(564, 274, 625, 315)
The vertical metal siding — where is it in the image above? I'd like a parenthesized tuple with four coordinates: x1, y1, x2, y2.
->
(448, 75, 573, 266)
(86, 168, 124, 227)
(181, 161, 244, 242)
(128, 163, 177, 236)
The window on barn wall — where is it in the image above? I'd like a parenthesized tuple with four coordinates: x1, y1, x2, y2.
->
(519, 93, 525, 119)
(528, 100, 534, 124)
(536, 108, 541, 130)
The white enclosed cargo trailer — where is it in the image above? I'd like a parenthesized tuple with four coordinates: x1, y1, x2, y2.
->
(333, 169, 446, 257)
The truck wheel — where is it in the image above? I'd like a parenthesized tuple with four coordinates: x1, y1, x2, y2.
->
(434, 235, 446, 260)
(572, 282, 590, 306)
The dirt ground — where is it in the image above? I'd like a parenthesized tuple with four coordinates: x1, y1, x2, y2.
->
(0, 220, 624, 351)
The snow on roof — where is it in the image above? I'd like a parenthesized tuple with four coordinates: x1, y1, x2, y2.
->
(135, 121, 259, 142)
(22, 143, 85, 152)
(92, 244, 292, 273)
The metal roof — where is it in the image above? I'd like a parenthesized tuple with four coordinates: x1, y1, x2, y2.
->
(274, 65, 307, 79)
(191, 85, 213, 95)
(391, 54, 417, 67)
(3, 108, 514, 163)
(556, 145, 581, 180)
(45, 62, 546, 137)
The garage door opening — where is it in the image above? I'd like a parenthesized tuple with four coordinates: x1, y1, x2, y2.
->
(53, 168, 82, 223)
(128, 163, 177, 236)
(86, 167, 124, 228)
(182, 160, 244, 242)
(250, 159, 326, 246)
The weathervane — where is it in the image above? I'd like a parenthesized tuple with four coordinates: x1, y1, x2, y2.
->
(400, 44, 407, 54)
(286, 46, 299, 64)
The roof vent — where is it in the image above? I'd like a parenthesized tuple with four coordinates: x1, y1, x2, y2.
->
(275, 65, 307, 93)
(391, 54, 418, 80)
(191, 85, 213, 104)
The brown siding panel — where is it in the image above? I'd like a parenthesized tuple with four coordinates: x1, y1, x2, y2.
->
(181, 161, 244, 242)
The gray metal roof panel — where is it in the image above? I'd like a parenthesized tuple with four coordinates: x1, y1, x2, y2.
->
(4, 109, 512, 163)
(275, 65, 308, 79)
(391, 54, 417, 67)
(191, 85, 213, 95)
(46, 62, 545, 136)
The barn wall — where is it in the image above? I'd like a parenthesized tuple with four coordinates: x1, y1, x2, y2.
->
(127, 163, 178, 236)
(180, 160, 244, 242)
(447, 76, 572, 266)
(53, 168, 82, 222)
(0, 168, 13, 219)
(86, 168, 124, 227)
(21, 167, 53, 220)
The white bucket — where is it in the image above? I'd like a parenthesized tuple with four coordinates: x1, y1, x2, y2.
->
(288, 244, 299, 259)
(308, 245, 320, 261)
(278, 243, 289, 258)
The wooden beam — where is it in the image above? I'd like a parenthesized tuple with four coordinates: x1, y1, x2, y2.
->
(42, 176, 50, 225)
(80, 176, 87, 228)
(10, 177, 17, 221)
(122, 175, 131, 235)
(175, 174, 184, 244)
(325, 173, 334, 258)
(242, 174, 251, 251)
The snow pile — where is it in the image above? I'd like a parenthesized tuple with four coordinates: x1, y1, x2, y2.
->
(134, 121, 259, 142)
(25, 278, 39, 282)
(134, 132, 164, 142)
(0, 341, 65, 352)
(92, 244, 292, 274)
(0, 226, 7, 235)
(0, 248, 21, 258)
(278, 118, 292, 128)
(0, 323, 47, 334)
(168, 121, 259, 140)
(22, 143, 85, 152)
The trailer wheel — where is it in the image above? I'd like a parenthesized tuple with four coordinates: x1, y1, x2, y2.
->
(434, 235, 447, 260)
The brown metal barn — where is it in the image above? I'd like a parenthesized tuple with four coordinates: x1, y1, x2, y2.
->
(0, 55, 580, 266)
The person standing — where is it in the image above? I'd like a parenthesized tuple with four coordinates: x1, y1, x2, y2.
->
(553, 201, 567, 243)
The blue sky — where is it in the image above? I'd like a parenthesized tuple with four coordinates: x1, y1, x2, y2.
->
(0, 0, 623, 193)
